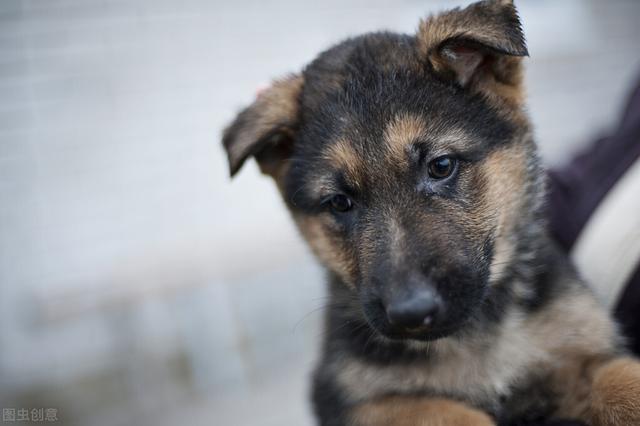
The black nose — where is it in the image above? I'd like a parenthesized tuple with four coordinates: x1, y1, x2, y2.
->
(385, 289, 441, 329)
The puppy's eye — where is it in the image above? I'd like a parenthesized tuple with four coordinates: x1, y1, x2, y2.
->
(329, 194, 353, 213)
(428, 156, 456, 179)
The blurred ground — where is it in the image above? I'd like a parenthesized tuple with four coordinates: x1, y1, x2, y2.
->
(1, 1, 639, 425)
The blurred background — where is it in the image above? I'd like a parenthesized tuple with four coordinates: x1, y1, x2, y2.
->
(1, 0, 639, 425)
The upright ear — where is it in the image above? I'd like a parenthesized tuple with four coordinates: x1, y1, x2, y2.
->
(222, 74, 303, 178)
(417, 0, 528, 106)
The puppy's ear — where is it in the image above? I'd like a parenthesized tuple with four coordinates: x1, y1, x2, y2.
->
(417, 0, 528, 106)
(222, 74, 303, 178)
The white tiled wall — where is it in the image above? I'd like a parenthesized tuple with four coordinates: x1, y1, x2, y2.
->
(1, 1, 639, 425)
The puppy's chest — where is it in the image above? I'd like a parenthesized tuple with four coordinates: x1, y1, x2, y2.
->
(335, 332, 548, 412)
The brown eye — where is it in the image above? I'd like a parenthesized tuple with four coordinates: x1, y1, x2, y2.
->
(329, 194, 353, 213)
(428, 156, 456, 179)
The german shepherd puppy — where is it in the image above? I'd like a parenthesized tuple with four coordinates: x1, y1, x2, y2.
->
(222, 1, 640, 424)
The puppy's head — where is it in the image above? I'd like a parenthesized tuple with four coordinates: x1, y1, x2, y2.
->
(223, 0, 537, 341)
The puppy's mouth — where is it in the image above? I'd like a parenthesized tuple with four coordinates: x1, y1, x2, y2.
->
(377, 323, 463, 342)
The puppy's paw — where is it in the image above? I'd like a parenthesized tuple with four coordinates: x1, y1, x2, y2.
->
(352, 397, 496, 426)
(424, 399, 496, 426)
(589, 357, 640, 426)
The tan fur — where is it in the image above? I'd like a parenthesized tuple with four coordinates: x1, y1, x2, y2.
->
(324, 139, 365, 190)
(528, 288, 618, 360)
(548, 355, 608, 421)
(351, 396, 495, 426)
(224, 74, 303, 176)
(384, 114, 428, 165)
(547, 356, 640, 425)
(416, 0, 526, 109)
(336, 308, 540, 408)
(295, 214, 358, 289)
(384, 115, 479, 167)
(336, 286, 618, 412)
(479, 143, 529, 283)
(416, 1, 518, 60)
(429, 127, 475, 154)
(527, 290, 621, 422)
(587, 358, 640, 426)
(475, 57, 527, 109)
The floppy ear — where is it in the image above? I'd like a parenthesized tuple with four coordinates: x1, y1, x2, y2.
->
(417, 0, 528, 106)
(222, 74, 303, 178)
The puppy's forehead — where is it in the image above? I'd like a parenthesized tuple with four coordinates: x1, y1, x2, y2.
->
(313, 113, 473, 191)
(297, 69, 517, 198)
(383, 114, 473, 162)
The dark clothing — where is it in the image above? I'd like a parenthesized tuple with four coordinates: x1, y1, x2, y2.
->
(548, 77, 640, 252)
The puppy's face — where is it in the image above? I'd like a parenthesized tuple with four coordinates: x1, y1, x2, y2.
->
(223, 0, 533, 341)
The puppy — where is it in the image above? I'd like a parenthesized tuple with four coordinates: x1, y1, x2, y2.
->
(222, 1, 640, 424)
